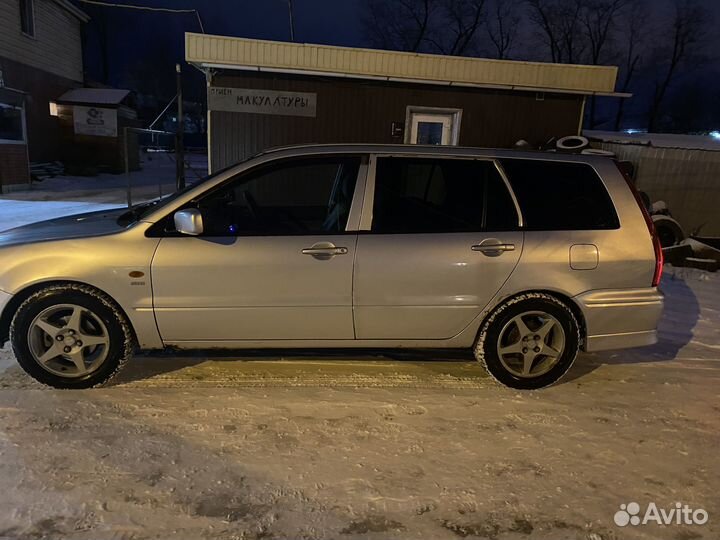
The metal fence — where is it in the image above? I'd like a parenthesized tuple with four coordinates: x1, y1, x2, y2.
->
(597, 142, 720, 236)
(122, 127, 207, 207)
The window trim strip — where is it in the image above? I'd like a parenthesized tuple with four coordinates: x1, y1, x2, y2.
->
(493, 159, 524, 228)
(345, 155, 369, 232)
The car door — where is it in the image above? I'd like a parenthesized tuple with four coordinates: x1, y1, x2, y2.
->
(151, 154, 365, 344)
(353, 155, 523, 339)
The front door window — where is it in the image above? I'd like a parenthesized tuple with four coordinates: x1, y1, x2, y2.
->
(195, 156, 361, 236)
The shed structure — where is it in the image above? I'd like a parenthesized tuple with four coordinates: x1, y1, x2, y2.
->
(185, 32, 627, 172)
(55, 87, 140, 174)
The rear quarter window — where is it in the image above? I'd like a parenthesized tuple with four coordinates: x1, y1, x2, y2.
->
(500, 159, 620, 231)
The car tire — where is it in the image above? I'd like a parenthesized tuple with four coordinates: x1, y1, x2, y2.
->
(474, 293, 580, 390)
(9, 284, 134, 389)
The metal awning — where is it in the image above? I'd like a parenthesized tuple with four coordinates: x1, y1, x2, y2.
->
(56, 88, 130, 106)
(186, 33, 630, 98)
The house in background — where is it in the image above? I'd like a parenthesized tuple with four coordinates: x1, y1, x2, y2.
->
(0, 0, 89, 191)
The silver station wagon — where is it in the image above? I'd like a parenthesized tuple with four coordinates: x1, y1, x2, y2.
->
(0, 145, 664, 389)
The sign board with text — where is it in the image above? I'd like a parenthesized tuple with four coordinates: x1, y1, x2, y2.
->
(73, 106, 118, 137)
(208, 87, 317, 118)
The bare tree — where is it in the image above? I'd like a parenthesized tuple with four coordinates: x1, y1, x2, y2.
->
(525, 0, 563, 62)
(581, 0, 626, 65)
(647, 0, 710, 132)
(614, 0, 649, 130)
(580, 0, 627, 127)
(361, 0, 488, 56)
(433, 0, 488, 56)
(525, 0, 587, 63)
(486, 0, 521, 59)
(361, 0, 434, 52)
(556, 0, 587, 63)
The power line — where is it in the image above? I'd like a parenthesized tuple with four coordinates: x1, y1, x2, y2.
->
(76, 0, 205, 32)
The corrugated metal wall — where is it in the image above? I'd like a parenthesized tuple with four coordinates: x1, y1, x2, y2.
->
(209, 72, 583, 170)
(599, 142, 720, 236)
(187, 33, 617, 94)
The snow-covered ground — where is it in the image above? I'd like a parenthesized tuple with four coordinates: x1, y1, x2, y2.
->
(0, 153, 207, 232)
(13, 153, 206, 202)
(0, 266, 717, 539)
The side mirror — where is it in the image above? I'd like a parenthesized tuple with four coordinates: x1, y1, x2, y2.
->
(174, 209, 204, 236)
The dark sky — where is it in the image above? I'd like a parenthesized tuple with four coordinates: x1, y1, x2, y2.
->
(204, 0, 366, 46)
(82, 0, 365, 87)
(79, 0, 720, 131)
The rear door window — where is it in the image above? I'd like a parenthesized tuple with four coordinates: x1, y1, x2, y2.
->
(371, 157, 518, 233)
(500, 159, 619, 230)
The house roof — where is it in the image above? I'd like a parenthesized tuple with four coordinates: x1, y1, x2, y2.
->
(53, 0, 90, 22)
(185, 32, 628, 97)
(57, 88, 130, 105)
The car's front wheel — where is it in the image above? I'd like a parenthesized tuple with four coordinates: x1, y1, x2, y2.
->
(10, 284, 133, 389)
(474, 293, 580, 389)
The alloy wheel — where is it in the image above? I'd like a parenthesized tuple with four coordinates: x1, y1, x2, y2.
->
(496, 310, 566, 378)
(27, 304, 110, 378)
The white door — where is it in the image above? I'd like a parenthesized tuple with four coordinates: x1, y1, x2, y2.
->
(409, 113, 454, 145)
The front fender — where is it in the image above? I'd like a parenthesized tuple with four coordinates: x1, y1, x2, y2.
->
(0, 228, 163, 349)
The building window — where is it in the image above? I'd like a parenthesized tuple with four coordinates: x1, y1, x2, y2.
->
(405, 106, 462, 146)
(0, 102, 26, 143)
(19, 0, 35, 37)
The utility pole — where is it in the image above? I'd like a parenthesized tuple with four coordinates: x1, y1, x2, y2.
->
(288, 0, 295, 41)
(175, 63, 185, 190)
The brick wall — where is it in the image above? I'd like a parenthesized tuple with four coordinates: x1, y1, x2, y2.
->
(0, 143, 30, 189)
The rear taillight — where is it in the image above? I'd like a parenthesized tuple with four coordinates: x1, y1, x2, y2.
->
(615, 162, 664, 287)
(650, 228, 664, 287)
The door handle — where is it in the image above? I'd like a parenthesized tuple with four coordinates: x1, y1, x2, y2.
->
(301, 246, 348, 256)
(471, 243, 515, 255)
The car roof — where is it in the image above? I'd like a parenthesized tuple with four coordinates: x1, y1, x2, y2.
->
(255, 143, 614, 165)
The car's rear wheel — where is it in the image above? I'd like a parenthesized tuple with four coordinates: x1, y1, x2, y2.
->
(10, 284, 133, 389)
(474, 293, 580, 389)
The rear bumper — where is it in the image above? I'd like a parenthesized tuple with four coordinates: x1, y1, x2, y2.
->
(585, 329, 657, 352)
(575, 288, 664, 352)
